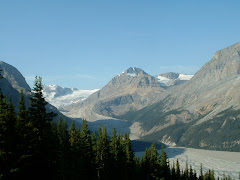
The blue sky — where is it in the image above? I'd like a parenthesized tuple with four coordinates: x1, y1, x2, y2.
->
(0, 1, 240, 89)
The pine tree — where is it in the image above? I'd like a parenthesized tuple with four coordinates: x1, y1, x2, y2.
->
(110, 128, 120, 179)
(15, 91, 35, 178)
(16, 91, 29, 154)
(124, 133, 135, 165)
(160, 145, 170, 179)
(117, 131, 126, 179)
(92, 131, 97, 159)
(171, 160, 176, 180)
(123, 133, 135, 179)
(27, 76, 56, 179)
(80, 119, 93, 165)
(189, 165, 194, 180)
(69, 121, 83, 179)
(80, 119, 94, 179)
(151, 144, 162, 179)
(144, 147, 151, 179)
(176, 159, 181, 180)
(96, 126, 111, 179)
(56, 117, 70, 179)
(110, 128, 118, 162)
(0, 76, 8, 179)
(0, 95, 18, 178)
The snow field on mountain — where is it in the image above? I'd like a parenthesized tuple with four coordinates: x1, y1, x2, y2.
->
(43, 85, 99, 108)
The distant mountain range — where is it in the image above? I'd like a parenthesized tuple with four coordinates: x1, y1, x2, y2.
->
(120, 42, 240, 151)
(0, 61, 75, 126)
(60, 42, 240, 151)
(2, 42, 240, 152)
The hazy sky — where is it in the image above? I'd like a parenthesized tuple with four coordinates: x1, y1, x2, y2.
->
(0, 1, 240, 89)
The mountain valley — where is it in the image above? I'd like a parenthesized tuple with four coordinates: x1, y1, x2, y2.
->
(59, 42, 240, 152)
(1, 42, 240, 152)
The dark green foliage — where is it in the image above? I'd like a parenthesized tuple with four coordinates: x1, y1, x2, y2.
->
(119, 93, 240, 152)
(178, 108, 240, 151)
(0, 75, 236, 179)
(55, 117, 70, 179)
(0, 94, 18, 179)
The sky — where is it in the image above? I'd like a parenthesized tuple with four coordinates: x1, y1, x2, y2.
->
(0, 0, 240, 89)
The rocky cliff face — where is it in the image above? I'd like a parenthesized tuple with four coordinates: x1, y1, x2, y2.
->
(0, 61, 31, 108)
(167, 42, 240, 119)
(0, 61, 31, 93)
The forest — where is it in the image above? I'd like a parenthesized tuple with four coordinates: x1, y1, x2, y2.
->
(0, 76, 237, 180)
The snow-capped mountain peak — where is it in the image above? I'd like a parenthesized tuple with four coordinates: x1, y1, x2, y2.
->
(124, 67, 146, 77)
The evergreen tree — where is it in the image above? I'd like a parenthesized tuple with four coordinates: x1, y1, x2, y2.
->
(144, 147, 151, 179)
(203, 169, 215, 180)
(56, 117, 70, 179)
(80, 119, 93, 164)
(92, 131, 97, 159)
(183, 161, 189, 180)
(110, 128, 118, 162)
(80, 119, 94, 179)
(171, 160, 176, 180)
(176, 159, 181, 180)
(15, 91, 34, 178)
(189, 165, 194, 180)
(96, 126, 111, 179)
(110, 128, 120, 179)
(0, 95, 18, 178)
(27, 76, 56, 179)
(69, 121, 83, 179)
(16, 91, 29, 154)
(160, 145, 170, 179)
(150, 143, 161, 180)
(123, 133, 135, 179)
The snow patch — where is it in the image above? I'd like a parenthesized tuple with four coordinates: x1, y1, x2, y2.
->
(43, 85, 99, 108)
(127, 73, 137, 77)
(156, 75, 171, 84)
(156, 73, 194, 86)
(178, 74, 194, 80)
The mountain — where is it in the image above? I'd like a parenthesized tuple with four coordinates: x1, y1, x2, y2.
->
(0, 61, 31, 108)
(0, 61, 31, 93)
(62, 67, 166, 121)
(43, 85, 99, 109)
(120, 42, 240, 151)
(0, 61, 75, 126)
(156, 72, 193, 86)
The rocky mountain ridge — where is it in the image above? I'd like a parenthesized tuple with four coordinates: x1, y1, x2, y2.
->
(62, 67, 166, 120)
(2, 42, 240, 151)
(0, 61, 75, 126)
(120, 42, 240, 151)
(61, 42, 240, 151)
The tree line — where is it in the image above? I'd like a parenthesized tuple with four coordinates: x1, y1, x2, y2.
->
(0, 76, 237, 180)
